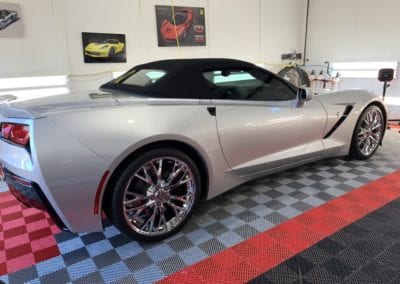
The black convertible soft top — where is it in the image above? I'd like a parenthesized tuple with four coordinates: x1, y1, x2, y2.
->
(100, 58, 265, 100)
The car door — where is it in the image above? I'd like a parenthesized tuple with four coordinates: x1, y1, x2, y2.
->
(5, 15, 11, 25)
(203, 68, 327, 176)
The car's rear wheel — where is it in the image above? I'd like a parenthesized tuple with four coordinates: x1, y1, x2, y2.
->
(110, 148, 201, 242)
(349, 105, 384, 159)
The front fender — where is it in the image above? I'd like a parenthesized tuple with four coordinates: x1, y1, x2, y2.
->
(315, 89, 386, 156)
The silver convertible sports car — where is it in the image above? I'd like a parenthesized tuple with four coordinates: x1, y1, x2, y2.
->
(0, 59, 386, 241)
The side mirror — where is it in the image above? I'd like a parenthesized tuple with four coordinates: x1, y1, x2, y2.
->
(297, 88, 313, 102)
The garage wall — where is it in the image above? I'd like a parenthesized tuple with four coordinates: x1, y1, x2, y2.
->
(0, 0, 67, 78)
(306, 0, 400, 63)
(208, 0, 260, 62)
(306, 0, 400, 103)
(260, 0, 307, 68)
(0, 0, 307, 91)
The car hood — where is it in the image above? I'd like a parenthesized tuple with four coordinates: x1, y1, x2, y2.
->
(0, 91, 200, 118)
(161, 23, 182, 38)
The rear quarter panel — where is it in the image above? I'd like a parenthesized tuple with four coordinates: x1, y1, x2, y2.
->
(44, 104, 240, 230)
(33, 118, 109, 232)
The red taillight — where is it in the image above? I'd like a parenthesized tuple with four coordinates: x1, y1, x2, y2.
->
(1, 123, 30, 146)
(1, 123, 12, 139)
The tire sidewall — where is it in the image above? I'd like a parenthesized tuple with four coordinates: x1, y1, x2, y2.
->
(111, 148, 201, 242)
(108, 47, 115, 58)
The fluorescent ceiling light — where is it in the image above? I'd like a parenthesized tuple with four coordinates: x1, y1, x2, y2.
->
(0, 76, 68, 90)
(0, 87, 69, 100)
(332, 61, 398, 78)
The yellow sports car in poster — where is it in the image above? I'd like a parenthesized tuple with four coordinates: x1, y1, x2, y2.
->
(84, 39, 125, 58)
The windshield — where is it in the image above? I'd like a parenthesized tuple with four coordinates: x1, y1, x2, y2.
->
(0, 10, 11, 18)
(169, 12, 187, 25)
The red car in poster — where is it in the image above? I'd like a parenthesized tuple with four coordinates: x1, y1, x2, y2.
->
(160, 9, 194, 41)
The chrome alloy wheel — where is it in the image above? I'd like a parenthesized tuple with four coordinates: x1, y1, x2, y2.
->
(122, 157, 196, 236)
(357, 108, 383, 156)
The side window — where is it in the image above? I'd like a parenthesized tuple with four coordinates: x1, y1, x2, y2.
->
(203, 69, 296, 101)
(117, 69, 167, 87)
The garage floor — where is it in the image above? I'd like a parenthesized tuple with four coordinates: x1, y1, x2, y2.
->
(1, 130, 399, 283)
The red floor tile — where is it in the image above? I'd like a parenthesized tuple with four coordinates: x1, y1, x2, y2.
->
(0, 262, 6, 276)
(212, 249, 243, 269)
(245, 252, 277, 272)
(5, 243, 32, 260)
(3, 233, 30, 250)
(228, 260, 260, 282)
(33, 245, 59, 263)
(191, 258, 224, 279)
(0, 192, 61, 275)
(6, 254, 35, 274)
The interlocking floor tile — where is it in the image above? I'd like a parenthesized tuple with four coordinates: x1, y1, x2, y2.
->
(0, 193, 61, 276)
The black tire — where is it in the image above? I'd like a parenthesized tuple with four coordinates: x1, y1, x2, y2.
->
(109, 148, 201, 242)
(108, 47, 115, 58)
(278, 66, 310, 87)
(349, 105, 384, 160)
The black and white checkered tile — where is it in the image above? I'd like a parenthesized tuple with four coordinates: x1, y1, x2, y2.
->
(1, 131, 400, 283)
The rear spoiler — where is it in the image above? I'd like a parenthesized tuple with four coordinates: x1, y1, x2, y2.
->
(0, 103, 42, 119)
(0, 94, 18, 102)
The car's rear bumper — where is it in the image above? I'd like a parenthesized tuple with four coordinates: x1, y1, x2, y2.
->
(3, 167, 67, 230)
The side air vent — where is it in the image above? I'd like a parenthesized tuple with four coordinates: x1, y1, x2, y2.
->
(323, 105, 354, 139)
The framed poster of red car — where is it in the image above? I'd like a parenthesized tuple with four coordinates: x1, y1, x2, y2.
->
(155, 5, 206, 47)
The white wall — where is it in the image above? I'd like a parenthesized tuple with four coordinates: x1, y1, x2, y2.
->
(306, 0, 400, 113)
(306, 0, 400, 63)
(0, 0, 67, 78)
(208, 0, 260, 62)
(261, 0, 307, 70)
(0, 0, 307, 91)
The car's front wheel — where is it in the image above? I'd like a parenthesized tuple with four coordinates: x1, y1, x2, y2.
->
(350, 105, 384, 159)
(108, 47, 115, 58)
(110, 148, 201, 242)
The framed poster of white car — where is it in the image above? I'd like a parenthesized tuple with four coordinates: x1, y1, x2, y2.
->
(0, 2, 23, 37)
